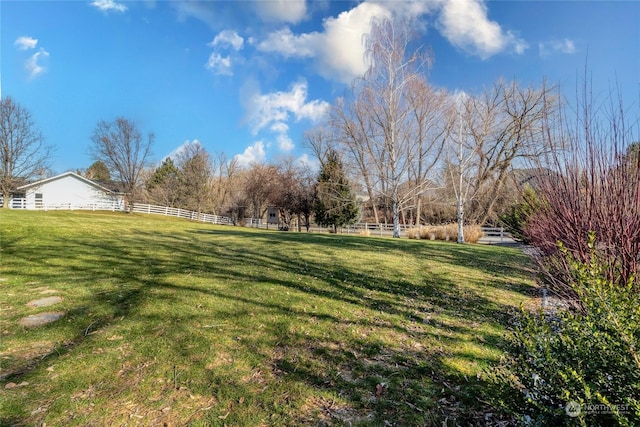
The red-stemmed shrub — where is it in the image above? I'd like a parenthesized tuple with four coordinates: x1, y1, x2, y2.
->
(524, 84, 639, 297)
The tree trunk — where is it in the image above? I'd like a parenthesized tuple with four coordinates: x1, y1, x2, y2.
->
(392, 201, 400, 238)
(457, 197, 465, 243)
(415, 197, 422, 226)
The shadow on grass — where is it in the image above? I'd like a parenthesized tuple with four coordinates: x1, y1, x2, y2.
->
(1, 220, 534, 426)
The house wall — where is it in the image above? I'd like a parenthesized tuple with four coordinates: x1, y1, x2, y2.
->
(23, 176, 123, 209)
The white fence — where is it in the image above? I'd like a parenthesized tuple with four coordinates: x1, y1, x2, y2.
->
(248, 221, 508, 240)
(480, 227, 507, 243)
(3, 198, 124, 211)
(3, 197, 509, 240)
(129, 203, 232, 225)
(2, 197, 233, 226)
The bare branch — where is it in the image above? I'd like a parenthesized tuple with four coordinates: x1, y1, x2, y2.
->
(0, 97, 53, 207)
(90, 117, 153, 211)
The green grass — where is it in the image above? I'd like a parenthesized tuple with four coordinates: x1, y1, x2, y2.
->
(0, 210, 536, 426)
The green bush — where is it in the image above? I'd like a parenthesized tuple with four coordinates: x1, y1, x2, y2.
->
(500, 186, 540, 244)
(488, 234, 640, 426)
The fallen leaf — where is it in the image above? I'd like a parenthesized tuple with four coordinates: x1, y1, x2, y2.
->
(375, 382, 387, 397)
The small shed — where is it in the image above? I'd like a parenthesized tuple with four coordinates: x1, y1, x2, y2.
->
(11, 171, 124, 210)
(266, 207, 279, 228)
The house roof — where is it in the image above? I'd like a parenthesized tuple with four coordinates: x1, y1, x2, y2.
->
(16, 171, 117, 194)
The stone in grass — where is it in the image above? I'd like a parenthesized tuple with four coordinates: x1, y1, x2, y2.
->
(5, 381, 29, 389)
(19, 312, 65, 328)
(27, 296, 62, 308)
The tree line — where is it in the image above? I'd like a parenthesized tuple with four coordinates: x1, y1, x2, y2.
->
(310, 18, 556, 239)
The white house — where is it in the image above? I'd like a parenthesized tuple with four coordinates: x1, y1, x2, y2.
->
(7, 171, 125, 210)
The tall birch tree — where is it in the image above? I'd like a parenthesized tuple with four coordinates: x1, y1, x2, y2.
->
(330, 18, 445, 237)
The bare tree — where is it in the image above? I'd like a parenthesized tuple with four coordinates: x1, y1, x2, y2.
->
(211, 151, 238, 215)
(330, 18, 442, 237)
(465, 79, 554, 224)
(294, 164, 317, 232)
(175, 141, 214, 214)
(330, 97, 381, 223)
(266, 158, 317, 232)
(243, 163, 278, 224)
(303, 126, 334, 169)
(222, 165, 248, 226)
(405, 79, 453, 224)
(0, 97, 52, 207)
(434, 80, 555, 232)
(443, 94, 481, 243)
(90, 117, 153, 212)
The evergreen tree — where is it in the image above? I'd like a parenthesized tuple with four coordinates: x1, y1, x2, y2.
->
(148, 157, 179, 189)
(313, 150, 360, 232)
(85, 160, 111, 182)
(147, 157, 180, 206)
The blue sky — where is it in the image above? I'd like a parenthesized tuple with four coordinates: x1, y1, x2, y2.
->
(2, 0, 639, 174)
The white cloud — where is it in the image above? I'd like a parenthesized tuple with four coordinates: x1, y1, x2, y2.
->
(234, 141, 266, 167)
(174, 1, 217, 28)
(209, 30, 244, 51)
(244, 80, 329, 135)
(91, 0, 128, 13)
(257, 2, 390, 83)
(276, 134, 294, 152)
(25, 49, 49, 79)
(296, 153, 320, 172)
(258, 27, 316, 58)
(256, 0, 307, 24)
(15, 36, 49, 79)
(257, 0, 526, 83)
(164, 140, 200, 162)
(240, 80, 328, 157)
(14, 36, 38, 50)
(539, 38, 576, 57)
(317, 2, 391, 79)
(205, 53, 233, 76)
(270, 122, 289, 134)
(436, 0, 527, 59)
(206, 30, 244, 76)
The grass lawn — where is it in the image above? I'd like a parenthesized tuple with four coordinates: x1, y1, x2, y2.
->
(0, 210, 536, 426)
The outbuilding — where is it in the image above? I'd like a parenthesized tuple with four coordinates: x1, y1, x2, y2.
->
(6, 171, 125, 210)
